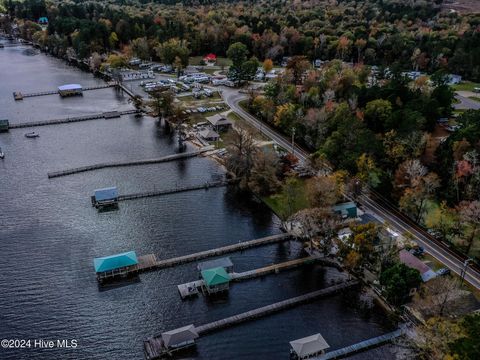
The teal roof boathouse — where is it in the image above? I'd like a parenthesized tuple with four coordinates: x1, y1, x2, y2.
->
(201, 267, 230, 294)
(333, 201, 357, 219)
(94, 251, 138, 273)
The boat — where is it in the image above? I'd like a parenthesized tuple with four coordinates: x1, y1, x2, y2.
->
(0, 147, 4, 159)
(25, 132, 39, 138)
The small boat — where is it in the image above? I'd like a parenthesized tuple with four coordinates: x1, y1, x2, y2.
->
(25, 132, 39, 138)
(0, 147, 4, 159)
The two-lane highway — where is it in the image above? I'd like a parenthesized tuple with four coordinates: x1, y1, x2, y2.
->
(221, 87, 480, 290)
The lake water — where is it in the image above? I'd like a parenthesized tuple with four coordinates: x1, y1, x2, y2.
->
(0, 41, 396, 359)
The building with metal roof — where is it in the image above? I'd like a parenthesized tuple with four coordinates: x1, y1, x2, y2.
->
(161, 325, 199, 349)
(333, 201, 357, 219)
(289, 333, 330, 359)
(199, 129, 220, 142)
(206, 114, 232, 131)
(201, 267, 230, 294)
(92, 187, 118, 208)
(58, 84, 83, 97)
(93, 251, 138, 273)
(197, 257, 233, 273)
(0, 119, 9, 132)
(399, 249, 437, 282)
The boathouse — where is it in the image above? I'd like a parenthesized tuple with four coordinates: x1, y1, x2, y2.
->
(199, 129, 220, 142)
(333, 201, 357, 219)
(161, 325, 199, 350)
(201, 267, 230, 294)
(92, 186, 118, 208)
(290, 333, 330, 359)
(206, 114, 232, 132)
(58, 84, 83, 97)
(0, 119, 9, 132)
(197, 257, 233, 274)
(94, 251, 139, 279)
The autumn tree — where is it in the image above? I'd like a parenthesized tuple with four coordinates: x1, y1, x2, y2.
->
(263, 58, 273, 73)
(380, 262, 421, 306)
(306, 174, 343, 208)
(225, 126, 257, 189)
(457, 200, 480, 255)
(286, 56, 310, 84)
(248, 150, 281, 196)
(155, 38, 190, 66)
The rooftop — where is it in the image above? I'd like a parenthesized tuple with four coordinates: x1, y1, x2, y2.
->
(206, 114, 232, 127)
(58, 84, 82, 91)
(161, 324, 198, 348)
(201, 267, 231, 286)
(399, 249, 437, 282)
(94, 187, 118, 201)
(290, 333, 330, 357)
(93, 251, 138, 273)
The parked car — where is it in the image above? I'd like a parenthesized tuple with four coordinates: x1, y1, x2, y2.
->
(436, 268, 451, 276)
(411, 246, 425, 257)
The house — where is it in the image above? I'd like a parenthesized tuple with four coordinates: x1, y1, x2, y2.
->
(58, 84, 83, 97)
(197, 257, 233, 274)
(93, 251, 138, 276)
(399, 249, 437, 282)
(91, 187, 118, 208)
(199, 129, 220, 142)
(38, 17, 48, 25)
(203, 53, 217, 65)
(447, 74, 462, 85)
(206, 114, 232, 132)
(289, 333, 330, 359)
(161, 325, 199, 350)
(201, 267, 231, 294)
(0, 119, 9, 132)
(333, 201, 357, 219)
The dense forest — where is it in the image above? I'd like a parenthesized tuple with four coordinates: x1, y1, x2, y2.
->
(1, 0, 480, 80)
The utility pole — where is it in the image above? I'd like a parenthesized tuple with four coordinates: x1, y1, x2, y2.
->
(291, 127, 296, 156)
(460, 258, 472, 286)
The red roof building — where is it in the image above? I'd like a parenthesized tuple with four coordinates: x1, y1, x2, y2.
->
(203, 53, 217, 63)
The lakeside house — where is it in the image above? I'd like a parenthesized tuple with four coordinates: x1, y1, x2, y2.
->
(206, 114, 232, 132)
(201, 267, 231, 294)
(399, 249, 437, 282)
(58, 84, 83, 97)
(203, 53, 217, 65)
(289, 333, 330, 359)
(199, 128, 220, 142)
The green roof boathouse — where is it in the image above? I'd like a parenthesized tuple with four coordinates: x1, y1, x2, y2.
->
(201, 267, 231, 295)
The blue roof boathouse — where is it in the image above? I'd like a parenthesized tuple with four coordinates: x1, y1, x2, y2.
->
(91, 186, 118, 208)
(94, 251, 139, 281)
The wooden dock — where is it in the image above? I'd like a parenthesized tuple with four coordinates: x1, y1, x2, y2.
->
(48, 147, 213, 178)
(314, 328, 405, 360)
(177, 256, 324, 299)
(118, 181, 228, 202)
(13, 83, 116, 100)
(145, 280, 359, 357)
(8, 109, 140, 129)
(97, 233, 292, 282)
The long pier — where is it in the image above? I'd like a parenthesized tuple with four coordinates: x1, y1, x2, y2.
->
(8, 109, 140, 129)
(314, 328, 405, 360)
(97, 233, 292, 282)
(144, 281, 359, 359)
(48, 147, 213, 178)
(118, 181, 228, 202)
(13, 83, 116, 100)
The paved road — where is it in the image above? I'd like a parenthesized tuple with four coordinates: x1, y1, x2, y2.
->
(454, 93, 480, 110)
(221, 87, 480, 290)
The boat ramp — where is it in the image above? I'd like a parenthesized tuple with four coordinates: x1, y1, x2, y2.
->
(48, 147, 213, 178)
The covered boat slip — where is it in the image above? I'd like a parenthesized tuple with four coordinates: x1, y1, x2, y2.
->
(94, 251, 138, 273)
(91, 186, 119, 208)
(58, 83, 83, 97)
(144, 325, 199, 359)
(196, 257, 233, 273)
(290, 333, 330, 359)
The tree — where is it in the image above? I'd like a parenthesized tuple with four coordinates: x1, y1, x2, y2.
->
(286, 56, 310, 84)
(131, 37, 150, 60)
(225, 126, 256, 189)
(356, 153, 382, 189)
(380, 262, 422, 306)
(155, 38, 190, 66)
(248, 150, 281, 196)
(457, 200, 480, 255)
(306, 174, 342, 208)
(227, 42, 248, 69)
(263, 58, 273, 73)
(364, 99, 392, 133)
(106, 54, 126, 69)
(449, 313, 480, 359)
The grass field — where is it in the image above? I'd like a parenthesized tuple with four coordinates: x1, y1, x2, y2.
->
(453, 81, 480, 92)
(262, 178, 309, 220)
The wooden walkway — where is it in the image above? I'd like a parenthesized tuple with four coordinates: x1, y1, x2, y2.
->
(314, 328, 405, 360)
(13, 83, 115, 100)
(48, 147, 213, 178)
(195, 280, 358, 335)
(8, 109, 140, 129)
(97, 233, 292, 282)
(118, 181, 228, 202)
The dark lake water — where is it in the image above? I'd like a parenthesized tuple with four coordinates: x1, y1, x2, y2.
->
(0, 41, 396, 359)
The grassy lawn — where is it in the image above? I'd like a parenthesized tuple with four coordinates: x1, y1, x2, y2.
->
(227, 111, 269, 142)
(262, 178, 310, 220)
(453, 81, 480, 91)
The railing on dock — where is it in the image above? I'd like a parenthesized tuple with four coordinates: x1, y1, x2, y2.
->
(118, 181, 228, 202)
(96, 233, 292, 283)
(9, 109, 140, 129)
(48, 147, 213, 178)
(314, 328, 405, 360)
